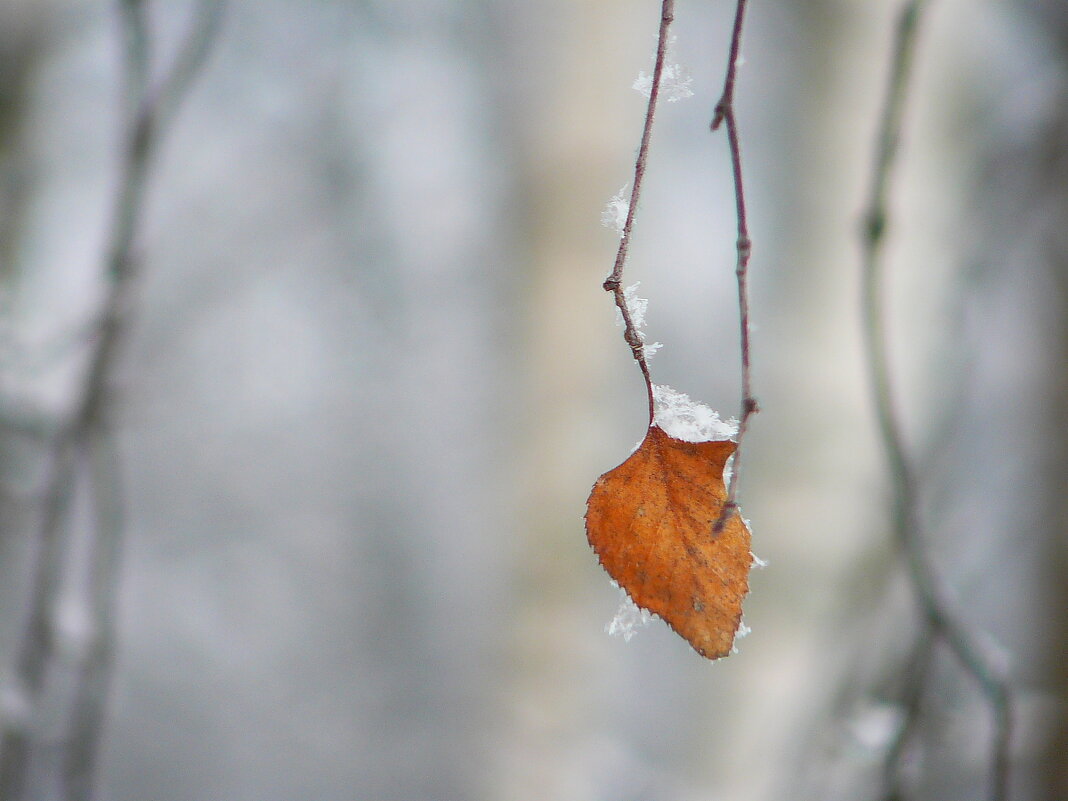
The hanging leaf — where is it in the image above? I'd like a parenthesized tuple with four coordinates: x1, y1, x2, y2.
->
(585, 425, 751, 660)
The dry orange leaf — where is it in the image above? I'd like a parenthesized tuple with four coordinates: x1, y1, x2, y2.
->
(585, 425, 751, 660)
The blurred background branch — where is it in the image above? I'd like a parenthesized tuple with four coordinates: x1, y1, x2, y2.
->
(859, 2, 1012, 799)
(0, 2, 223, 799)
(0, 2, 1062, 800)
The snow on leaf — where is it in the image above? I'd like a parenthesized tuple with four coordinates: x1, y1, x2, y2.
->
(652, 384, 737, 443)
(586, 426, 752, 660)
(605, 585, 653, 642)
(731, 620, 752, 655)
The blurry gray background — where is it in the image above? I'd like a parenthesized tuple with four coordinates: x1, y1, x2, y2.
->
(0, 1, 1065, 800)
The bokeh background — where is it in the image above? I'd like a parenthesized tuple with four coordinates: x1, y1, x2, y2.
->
(0, 1, 1065, 800)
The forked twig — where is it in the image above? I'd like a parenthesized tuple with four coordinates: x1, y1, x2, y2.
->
(65, 6, 226, 799)
(860, 3, 1012, 799)
(602, 0, 676, 426)
(879, 630, 934, 800)
(710, 0, 757, 533)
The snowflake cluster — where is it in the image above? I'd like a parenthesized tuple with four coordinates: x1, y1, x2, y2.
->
(605, 585, 653, 642)
(633, 63, 694, 102)
(652, 384, 737, 443)
(601, 185, 630, 237)
(613, 283, 662, 360)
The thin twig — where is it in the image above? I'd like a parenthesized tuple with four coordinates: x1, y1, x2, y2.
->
(860, 3, 1012, 799)
(602, 0, 676, 426)
(710, 0, 757, 533)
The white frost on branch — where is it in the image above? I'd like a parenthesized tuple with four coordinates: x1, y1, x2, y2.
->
(613, 283, 662, 360)
(618, 282, 647, 329)
(652, 384, 737, 442)
(606, 585, 653, 642)
(601, 185, 630, 237)
(633, 63, 694, 102)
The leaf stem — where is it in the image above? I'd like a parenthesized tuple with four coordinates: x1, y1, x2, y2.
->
(603, 0, 676, 427)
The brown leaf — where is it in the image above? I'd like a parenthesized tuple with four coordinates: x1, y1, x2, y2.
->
(585, 425, 751, 660)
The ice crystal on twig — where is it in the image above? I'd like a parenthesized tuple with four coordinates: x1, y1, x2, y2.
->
(601, 185, 630, 237)
(633, 63, 693, 102)
(613, 283, 662, 360)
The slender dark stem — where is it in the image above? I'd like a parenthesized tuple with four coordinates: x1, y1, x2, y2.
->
(603, 0, 676, 427)
(860, 3, 1012, 799)
(710, 0, 757, 533)
(710, 0, 747, 133)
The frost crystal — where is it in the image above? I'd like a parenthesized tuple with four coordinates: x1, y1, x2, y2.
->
(601, 185, 630, 237)
(606, 586, 653, 642)
(613, 283, 661, 361)
(621, 283, 647, 328)
(633, 63, 694, 102)
(751, 552, 768, 569)
(652, 384, 737, 442)
(729, 620, 752, 655)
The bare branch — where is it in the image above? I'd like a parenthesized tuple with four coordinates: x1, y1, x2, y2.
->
(63, 433, 124, 801)
(860, 3, 1012, 799)
(0, 440, 79, 801)
(64, 4, 226, 798)
(710, 0, 758, 534)
(603, 0, 676, 426)
(152, 0, 226, 135)
(0, 2, 226, 799)
(878, 630, 933, 801)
